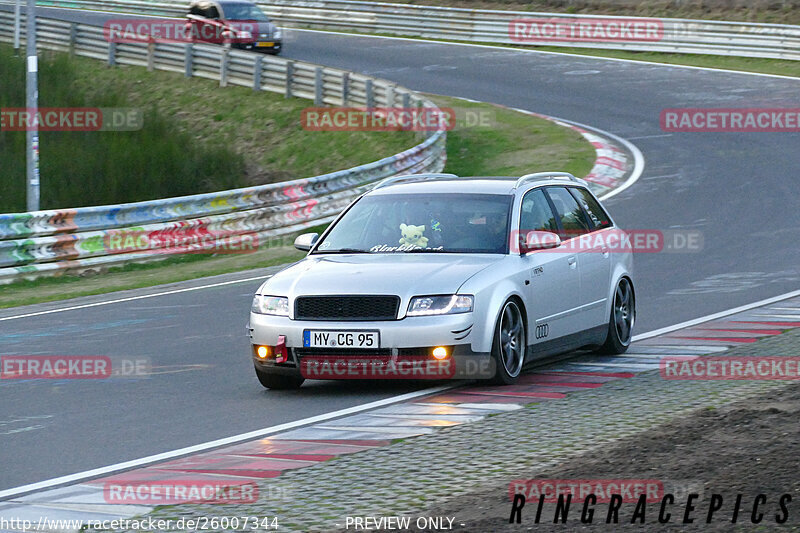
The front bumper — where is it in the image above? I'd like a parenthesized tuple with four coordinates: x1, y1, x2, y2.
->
(236, 41, 282, 53)
(248, 312, 493, 380)
(249, 312, 478, 350)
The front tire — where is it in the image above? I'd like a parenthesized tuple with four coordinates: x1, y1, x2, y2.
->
(598, 277, 635, 354)
(489, 299, 526, 385)
(254, 365, 304, 389)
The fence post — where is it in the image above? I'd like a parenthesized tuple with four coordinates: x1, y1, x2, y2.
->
(184, 43, 193, 78)
(108, 41, 117, 66)
(385, 84, 394, 107)
(314, 67, 324, 106)
(341, 72, 349, 106)
(147, 41, 156, 71)
(365, 79, 374, 108)
(69, 23, 77, 56)
(285, 60, 294, 98)
(402, 92, 410, 111)
(253, 55, 263, 91)
(220, 47, 229, 87)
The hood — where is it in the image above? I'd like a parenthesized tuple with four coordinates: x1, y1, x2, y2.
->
(257, 253, 501, 307)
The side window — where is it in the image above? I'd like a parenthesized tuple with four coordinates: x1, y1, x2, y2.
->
(569, 187, 612, 230)
(520, 188, 558, 233)
(205, 6, 220, 19)
(545, 187, 591, 239)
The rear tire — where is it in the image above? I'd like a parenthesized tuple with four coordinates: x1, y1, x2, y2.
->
(254, 365, 304, 389)
(598, 277, 635, 355)
(489, 299, 526, 385)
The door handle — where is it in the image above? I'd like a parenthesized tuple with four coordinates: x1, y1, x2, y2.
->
(567, 256, 577, 269)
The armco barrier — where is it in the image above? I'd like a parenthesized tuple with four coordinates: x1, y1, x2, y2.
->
(0, 12, 446, 282)
(14, 0, 800, 60)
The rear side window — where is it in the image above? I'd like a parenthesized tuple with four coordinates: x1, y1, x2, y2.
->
(520, 188, 558, 233)
(545, 187, 591, 238)
(570, 187, 612, 230)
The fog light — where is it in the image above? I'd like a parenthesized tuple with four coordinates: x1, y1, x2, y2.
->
(432, 346, 449, 360)
(256, 345, 271, 359)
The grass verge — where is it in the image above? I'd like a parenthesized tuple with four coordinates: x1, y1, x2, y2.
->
(0, 100, 597, 309)
(0, 44, 418, 212)
(429, 95, 595, 178)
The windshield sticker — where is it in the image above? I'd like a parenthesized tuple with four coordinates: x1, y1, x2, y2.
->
(370, 244, 445, 253)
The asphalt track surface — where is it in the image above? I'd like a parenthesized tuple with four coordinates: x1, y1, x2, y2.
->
(0, 7, 799, 492)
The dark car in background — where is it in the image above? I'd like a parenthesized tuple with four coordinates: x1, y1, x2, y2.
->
(187, 0, 282, 54)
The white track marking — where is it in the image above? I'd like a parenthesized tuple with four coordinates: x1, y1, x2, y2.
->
(0, 383, 456, 500)
(633, 289, 800, 341)
(627, 134, 674, 140)
(0, 275, 272, 323)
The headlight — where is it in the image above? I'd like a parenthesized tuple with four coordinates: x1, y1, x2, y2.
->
(238, 30, 253, 40)
(251, 295, 289, 316)
(273, 28, 282, 39)
(407, 295, 473, 316)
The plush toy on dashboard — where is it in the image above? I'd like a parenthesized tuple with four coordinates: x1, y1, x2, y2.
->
(399, 223, 428, 248)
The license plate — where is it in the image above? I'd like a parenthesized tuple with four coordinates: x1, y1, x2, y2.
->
(303, 330, 379, 349)
(256, 41, 275, 47)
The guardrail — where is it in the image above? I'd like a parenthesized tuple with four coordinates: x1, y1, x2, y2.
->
(0, 12, 446, 282)
(17, 0, 800, 60)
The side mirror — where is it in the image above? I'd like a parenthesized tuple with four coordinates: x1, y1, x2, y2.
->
(520, 231, 561, 254)
(294, 232, 319, 252)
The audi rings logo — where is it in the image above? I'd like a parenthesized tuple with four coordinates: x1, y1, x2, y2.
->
(535, 323, 549, 339)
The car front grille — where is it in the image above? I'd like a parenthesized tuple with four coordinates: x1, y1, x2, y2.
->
(294, 295, 400, 321)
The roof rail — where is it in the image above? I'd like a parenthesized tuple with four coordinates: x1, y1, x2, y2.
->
(372, 173, 459, 190)
(514, 172, 583, 189)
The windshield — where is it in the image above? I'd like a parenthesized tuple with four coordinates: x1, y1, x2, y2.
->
(313, 193, 512, 254)
(223, 3, 269, 21)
